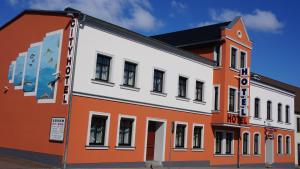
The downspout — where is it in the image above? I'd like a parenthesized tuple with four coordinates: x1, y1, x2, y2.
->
(62, 12, 83, 169)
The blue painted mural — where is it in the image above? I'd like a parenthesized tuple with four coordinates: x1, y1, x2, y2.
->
(36, 31, 62, 101)
(8, 62, 15, 82)
(13, 53, 26, 87)
(23, 44, 42, 94)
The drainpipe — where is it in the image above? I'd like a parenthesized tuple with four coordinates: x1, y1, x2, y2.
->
(62, 13, 82, 169)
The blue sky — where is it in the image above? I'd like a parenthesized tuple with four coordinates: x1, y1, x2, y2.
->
(1, 0, 300, 87)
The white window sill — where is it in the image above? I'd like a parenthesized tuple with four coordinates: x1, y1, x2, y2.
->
(285, 122, 291, 125)
(91, 79, 115, 87)
(150, 91, 167, 97)
(227, 111, 238, 114)
(277, 121, 284, 124)
(212, 110, 220, 113)
(214, 66, 222, 70)
(191, 148, 204, 152)
(115, 146, 136, 150)
(266, 119, 273, 122)
(173, 148, 188, 151)
(85, 145, 109, 150)
(253, 154, 261, 156)
(176, 96, 190, 102)
(229, 67, 239, 73)
(120, 85, 140, 92)
(193, 100, 206, 105)
(214, 154, 234, 157)
(253, 117, 262, 120)
(242, 154, 251, 156)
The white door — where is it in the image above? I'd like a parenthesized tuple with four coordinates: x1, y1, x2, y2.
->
(265, 139, 274, 165)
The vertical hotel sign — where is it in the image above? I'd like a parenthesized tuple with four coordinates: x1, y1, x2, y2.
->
(239, 67, 249, 117)
(63, 18, 78, 104)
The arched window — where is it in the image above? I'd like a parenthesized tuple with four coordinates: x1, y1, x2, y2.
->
(243, 132, 250, 155)
(285, 105, 290, 123)
(278, 103, 282, 122)
(286, 136, 291, 154)
(254, 133, 260, 155)
(277, 135, 283, 154)
(267, 101, 272, 120)
(254, 98, 260, 118)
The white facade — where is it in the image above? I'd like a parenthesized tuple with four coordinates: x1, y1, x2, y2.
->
(72, 25, 213, 114)
(250, 81, 295, 130)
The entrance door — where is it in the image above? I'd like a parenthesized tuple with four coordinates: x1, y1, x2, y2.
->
(265, 139, 274, 165)
(298, 144, 300, 166)
(146, 122, 156, 160)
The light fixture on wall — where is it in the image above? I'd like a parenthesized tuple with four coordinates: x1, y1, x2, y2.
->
(3, 86, 9, 94)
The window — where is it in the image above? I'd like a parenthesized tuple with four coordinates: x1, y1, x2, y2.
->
(230, 47, 237, 69)
(278, 135, 283, 154)
(195, 81, 204, 102)
(214, 45, 221, 66)
(123, 61, 137, 87)
(118, 117, 135, 147)
(285, 105, 290, 123)
(153, 69, 164, 93)
(213, 86, 220, 110)
(87, 112, 110, 147)
(225, 132, 233, 154)
(193, 125, 203, 149)
(278, 103, 282, 122)
(229, 88, 236, 112)
(254, 133, 260, 155)
(215, 131, 223, 154)
(242, 132, 250, 155)
(254, 98, 260, 118)
(175, 123, 187, 148)
(178, 76, 187, 98)
(297, 118, 300, 133)
(95, 54, 111, 82)
(286, 136, 291, 154)
(215, 131, 234, 155)
(240, 51, 246, 68)
(267, 101, 272, 120)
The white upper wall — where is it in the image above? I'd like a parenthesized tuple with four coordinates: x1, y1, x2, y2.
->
(250, 81, 295, 130)
(72, 25, 214, 114)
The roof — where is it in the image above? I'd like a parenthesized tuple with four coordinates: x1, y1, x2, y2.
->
(251, 72, 300, 114)
(0, 8, 214, 67)
(151, 21, 231, 47)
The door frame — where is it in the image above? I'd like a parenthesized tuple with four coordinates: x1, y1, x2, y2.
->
(143, 117, 167, 162)
(265, 138, 274, 165)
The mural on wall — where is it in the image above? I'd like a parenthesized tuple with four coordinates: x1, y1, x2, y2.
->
(8, 61, 15, 83)
(36, 30, 63, 103)
(13, 53, 27, 89)
(23, 43, 42, 95)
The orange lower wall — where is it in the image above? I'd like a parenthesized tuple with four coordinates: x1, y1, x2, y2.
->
(67, 95, 294, 165)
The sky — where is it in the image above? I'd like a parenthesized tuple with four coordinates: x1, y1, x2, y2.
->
(1, 0, 300, 87)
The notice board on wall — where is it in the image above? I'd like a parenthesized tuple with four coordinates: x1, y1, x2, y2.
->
(49, 117, 65, 142)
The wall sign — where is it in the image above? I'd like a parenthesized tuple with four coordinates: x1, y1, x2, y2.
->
(227, 113, 247, 125)
(63, 18, 78, 104)
(49, 117, 65, 141)
(239, 67, 249, 117)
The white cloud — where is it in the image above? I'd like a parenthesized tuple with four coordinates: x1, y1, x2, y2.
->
(171, 0, 186, 11)
(18, 0, 162, 32)
(7, 0, 19, 5)
(199, 9, 284, 33)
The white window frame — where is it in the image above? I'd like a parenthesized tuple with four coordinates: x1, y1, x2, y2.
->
(266, 100, 273, 121)
(285, 135, 291, 155)
(213, 84, 220, 111)
(92, 51, 114, 83)
(214, 130, 234, 155)
(116, 114, 137, 150)
(229, 45, 239, 69)
(278, 103, 283, 122)
(121, 59, 139, 88)
(86, 111, 111, 149)
(242, 131, 251, 155)
(213, 45, 222, 67)
(152, 67, 166, 93)
(191, 123, 204, 150)
(177, 74, 189, 99)
(277, 134, 283, 154)
(194, 79, 205, 103)
(253, 132, 261, 155)
(240, 49, 247, 68)
(228, 86, 238, 113)
(173, 121, 188, 150)
(254, 97, 261, 118)
(285, 105, 290, 124)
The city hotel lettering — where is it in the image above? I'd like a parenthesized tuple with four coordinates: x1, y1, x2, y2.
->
(239, 67, 249, 117)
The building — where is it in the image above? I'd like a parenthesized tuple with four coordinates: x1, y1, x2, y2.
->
(0, 8, 299, 168)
